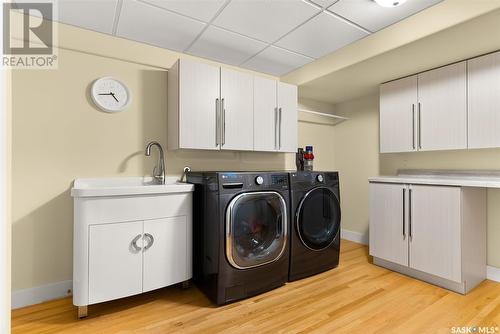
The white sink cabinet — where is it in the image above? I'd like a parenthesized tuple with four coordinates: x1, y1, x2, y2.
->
(71, 177, 194, 318)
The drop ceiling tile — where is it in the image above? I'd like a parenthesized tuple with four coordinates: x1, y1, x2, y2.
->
(140, 0, 227, 22)
(116, 0, 206, 52)
(29, 0, 119, 34)
(242, 46, 314, 76)
(328, 0, 443, 32)
(212, 0, 320, 43)
(309, 0, 339, 8)
(275, 12, 368, 59)
(188, 26, 267, 65)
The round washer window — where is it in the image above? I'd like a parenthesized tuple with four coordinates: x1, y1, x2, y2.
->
(296, 187, 340, 251)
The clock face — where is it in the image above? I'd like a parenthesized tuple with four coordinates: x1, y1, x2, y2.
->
(91, 77, 131, 112)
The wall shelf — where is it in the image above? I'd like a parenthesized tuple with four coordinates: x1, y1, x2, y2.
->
(298, 109, 348, 126)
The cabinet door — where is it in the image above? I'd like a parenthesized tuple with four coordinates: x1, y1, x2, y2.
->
(379, 76, 417, 153)
(468, 51, 500, 149)
(254, 76, 277, 152)
(277, 82, 298, 153)
(418, 62, 467, 151)
(89, 221, 143, 304)
(179, 59, 220, 150)
(220, 68, 254, 151)
(143, 216, 190, 292)
(409, 185, 461, 282)
(369, 183, 409, 266)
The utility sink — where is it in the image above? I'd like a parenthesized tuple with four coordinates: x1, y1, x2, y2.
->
(71, 176, 194, 198)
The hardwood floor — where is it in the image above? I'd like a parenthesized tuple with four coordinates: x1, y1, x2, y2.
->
(12, 240, 500, 334)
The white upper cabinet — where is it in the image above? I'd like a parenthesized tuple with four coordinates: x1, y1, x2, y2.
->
(379, 76, 418, 153)
(169, 58, 298, 152)
(254, 76, 278, 152)
(418, 62, 467, 151)
(277, 82, 298, 153)
(379, 61, 467, 153)
(168, 59, 220, 150)
(468, 51, 500, 149)
(220, 68, 254, 151)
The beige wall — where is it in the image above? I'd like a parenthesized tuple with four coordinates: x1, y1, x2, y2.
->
(3, 69, 12, 330)
(333, 95, 380, 238)
(333, 94, 500, 268)
(10, 21, 338, 291)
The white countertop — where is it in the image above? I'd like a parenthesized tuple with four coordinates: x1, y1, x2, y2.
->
(368, 170, 500, 188)
(71, 176, 194, 198)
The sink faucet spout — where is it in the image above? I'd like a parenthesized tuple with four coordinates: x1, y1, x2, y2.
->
(145, 141, 165, 185)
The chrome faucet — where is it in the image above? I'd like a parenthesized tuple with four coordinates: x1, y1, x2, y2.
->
(145, 141, 165, 185)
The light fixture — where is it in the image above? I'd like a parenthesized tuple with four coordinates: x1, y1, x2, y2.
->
(374, 0, 407, 7)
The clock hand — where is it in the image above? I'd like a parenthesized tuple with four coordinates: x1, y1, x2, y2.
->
(109, 92, 119, 103)
(98, 93, 112, 96)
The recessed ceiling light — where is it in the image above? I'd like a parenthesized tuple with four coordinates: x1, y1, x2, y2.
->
(374, 0, 407, 7)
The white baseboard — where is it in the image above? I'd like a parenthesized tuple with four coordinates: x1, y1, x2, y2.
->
(12, 280, 72, 309)
(341, 228, 368, 245)
(487, 266, 500, 283)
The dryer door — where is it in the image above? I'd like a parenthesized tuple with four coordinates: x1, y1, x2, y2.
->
(296, 187, 340, 251)
(226, 191, 288, 269)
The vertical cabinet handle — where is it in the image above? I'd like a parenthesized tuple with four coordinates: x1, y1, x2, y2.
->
(131, 234, 142, 252)
(143, 233, 154, 250)
(221, 98, 225, 146)
(274, 107, 278, 150)
(215, 98, 220, 147)
(402, 188, 406, 239)
(278, 107, 282, 150)
(409, 188, 413, 240)
(412, 104, 415, 150)
(418, 103, 422, 149)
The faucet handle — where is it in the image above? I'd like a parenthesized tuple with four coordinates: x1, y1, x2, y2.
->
(180, 166, 191, 183)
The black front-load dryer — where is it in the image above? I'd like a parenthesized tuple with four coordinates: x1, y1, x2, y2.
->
(288, 171, 341, 282)
(187, 171, 290, 305)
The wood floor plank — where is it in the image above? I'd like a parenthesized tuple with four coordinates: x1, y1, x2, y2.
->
(11, 240, 500, 333)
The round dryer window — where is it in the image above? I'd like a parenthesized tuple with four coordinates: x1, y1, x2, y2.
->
(226, 191, 288, 269)
(296, 187, 341, 251)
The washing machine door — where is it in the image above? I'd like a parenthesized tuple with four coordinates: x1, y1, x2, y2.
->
(296, 187, 340, 251)
(226, 191, 288, 269)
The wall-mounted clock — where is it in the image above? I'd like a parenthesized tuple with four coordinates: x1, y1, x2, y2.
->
(91, 77, 131, 113)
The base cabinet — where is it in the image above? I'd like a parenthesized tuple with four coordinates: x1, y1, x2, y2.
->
(143, 216, 190, 292)
(89, 221, 143, 304)
(73, 192, 193, 316)
(369, 182, 486, 294)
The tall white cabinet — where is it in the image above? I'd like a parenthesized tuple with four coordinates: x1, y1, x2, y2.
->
(379, 62, 467, 153)
(468, 51, 500, 149)
(369, 182, 486, 294)
(168, 58, 297, 152)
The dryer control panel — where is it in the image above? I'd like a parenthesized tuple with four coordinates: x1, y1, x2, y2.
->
(219, 172, 289, 193)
